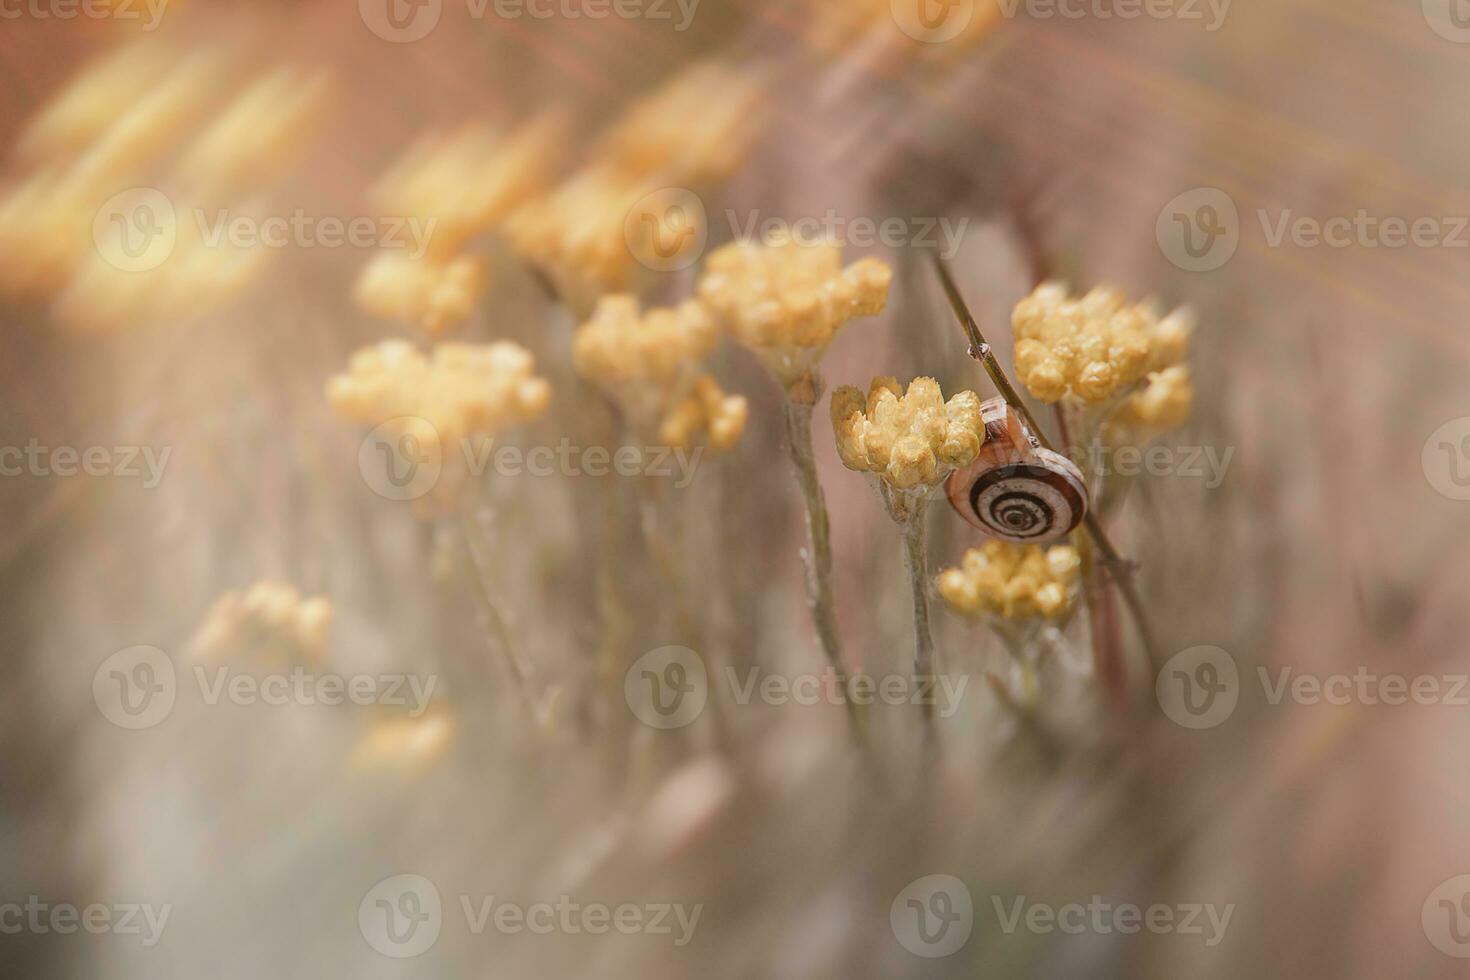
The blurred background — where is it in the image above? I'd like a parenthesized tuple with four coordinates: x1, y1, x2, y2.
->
(3, 0, 1470, 977)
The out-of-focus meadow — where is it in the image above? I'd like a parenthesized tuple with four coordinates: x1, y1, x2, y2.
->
(3, 1, 1470, 977)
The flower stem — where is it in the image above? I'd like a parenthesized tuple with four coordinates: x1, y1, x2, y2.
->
(782, 383, 865, 737)
(782, 388, 845, 675)
(899, 497, 937, 722)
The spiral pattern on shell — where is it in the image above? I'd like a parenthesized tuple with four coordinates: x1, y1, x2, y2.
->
(948, 449, 1088, 545)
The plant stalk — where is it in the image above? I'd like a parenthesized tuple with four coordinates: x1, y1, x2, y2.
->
(782, 385, 846, 680)
(899, 497, 936, 722)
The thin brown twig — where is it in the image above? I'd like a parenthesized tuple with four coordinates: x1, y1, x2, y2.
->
(930, 254, 1157, 675)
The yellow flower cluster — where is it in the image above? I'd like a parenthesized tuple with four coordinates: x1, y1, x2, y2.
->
(353, 252, 488, 337)
(507, 62, 765, 312)
(1109, 364, 1195, 435)
(593, 60, 764, 186)
(0, 44, 328, 328)
(937, 541, 1082, 621)
(506, 169, 698, 312)
(351, 709, 455, 771)
(831, 377, 985, 490)
(697, 234, 892, 384)
(355, 115, 565, 334)
(659, 376, 749, 452)
(326, 340, 552, 456)
(177, 66, 331, 198)
(573, 296, 746, 450)
(59, 220, 271, 329)
(17, 42, 183, 162)
(0, 48, 225, 300)
(573, 295, 718, 386)
(1011, 283, 1191, 404)
(191, 581, 334, 665)
(370, 115, 566, 257)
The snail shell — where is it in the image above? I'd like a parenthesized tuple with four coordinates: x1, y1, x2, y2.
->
(945, 397, 1089, 545)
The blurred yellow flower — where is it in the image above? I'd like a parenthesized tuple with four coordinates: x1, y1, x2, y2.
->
(1109, 364, 1195, 436)
(507, 166, 702, 313)
(190, 581, 334, 666)
(697, 233, 891, 386)
(1011, 282, 1192, 404)
(17, 42, 179, 163)
(353, 251, 488, 336)
(574, 295, 745, 451)
(371, 113, 567, 259)
(594, 60, 765, 185)
(327, 340, 552, 458)
(351, 709, 455, 771)
(177, 66, 332, 198)
(937, 540, 1082, 621)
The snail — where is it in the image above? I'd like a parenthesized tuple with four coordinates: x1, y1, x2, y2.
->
(945, 396, 1088, 545)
